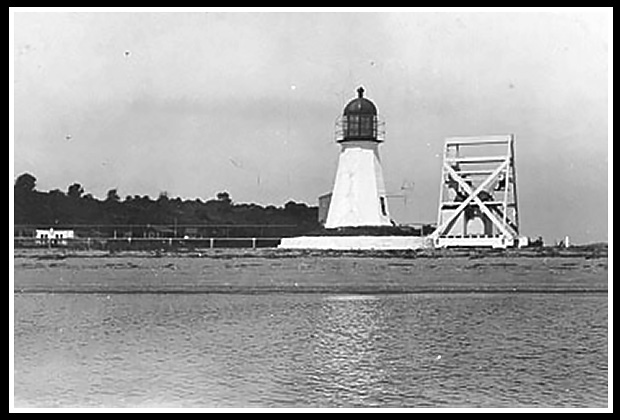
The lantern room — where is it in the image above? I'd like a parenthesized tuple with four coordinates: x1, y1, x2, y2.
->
(336, 87, 385, 142)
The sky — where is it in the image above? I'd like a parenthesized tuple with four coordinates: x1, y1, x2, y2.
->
(12, 11, 610, 244)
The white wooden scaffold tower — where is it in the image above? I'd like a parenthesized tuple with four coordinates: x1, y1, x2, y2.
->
(430, 134, 525, 249)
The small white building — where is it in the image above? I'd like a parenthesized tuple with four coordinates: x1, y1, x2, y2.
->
(317, 193, 332, 226)
(35, 228, 75, 246)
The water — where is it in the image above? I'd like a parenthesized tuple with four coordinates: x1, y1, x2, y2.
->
(13, 253, 608, 407)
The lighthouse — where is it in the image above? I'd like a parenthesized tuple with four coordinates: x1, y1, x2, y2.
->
(279, 87, 523, 251)
(324, 87, 391, 229)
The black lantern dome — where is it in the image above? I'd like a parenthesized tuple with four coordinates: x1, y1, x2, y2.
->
(336, 87, 383, 143)
(343, 87, 377, 116)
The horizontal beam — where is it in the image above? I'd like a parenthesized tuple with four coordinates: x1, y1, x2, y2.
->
(453, 169, 496, 176)
(440, 201, 514, 209)
(445, 135, 513, 146)
(445, 156, 509, 164)
(434, 236, 514, 249)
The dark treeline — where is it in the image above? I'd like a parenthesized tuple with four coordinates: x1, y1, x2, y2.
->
(14, 173, 319, 237)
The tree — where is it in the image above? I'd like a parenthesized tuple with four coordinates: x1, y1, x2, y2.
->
(14, 173, 36, 193)
(13, 174, 321, 235)
(67, 183, 84, 199)
(49, 188, 65, 197)
(216, 191, 232, 203)
(106, 188, 120, 202)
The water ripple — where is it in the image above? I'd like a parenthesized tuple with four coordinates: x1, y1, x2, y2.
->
(14, 288, 607, 407)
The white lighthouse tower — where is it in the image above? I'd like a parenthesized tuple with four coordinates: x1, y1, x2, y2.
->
(324, 87, 391, 229)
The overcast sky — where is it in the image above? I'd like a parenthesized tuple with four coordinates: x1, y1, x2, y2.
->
(12, 11, 609, 243)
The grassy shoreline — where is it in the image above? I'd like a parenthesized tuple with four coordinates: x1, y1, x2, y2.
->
(13, 244, 608, 260)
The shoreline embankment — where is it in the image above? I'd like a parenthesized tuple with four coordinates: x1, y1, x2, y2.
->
(13, 244, 608, 295)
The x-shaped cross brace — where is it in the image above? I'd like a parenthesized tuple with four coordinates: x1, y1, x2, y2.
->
(431, 158, 517, 239)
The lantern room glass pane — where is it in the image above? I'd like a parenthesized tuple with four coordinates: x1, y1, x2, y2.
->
(346, 115, 359, 137)
(340, 115, 381, 141)
(360, 115, 374, 137)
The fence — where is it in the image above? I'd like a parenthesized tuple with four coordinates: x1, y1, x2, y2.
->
(13, 224, 304, 250)
(14, 236, 283, 250)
